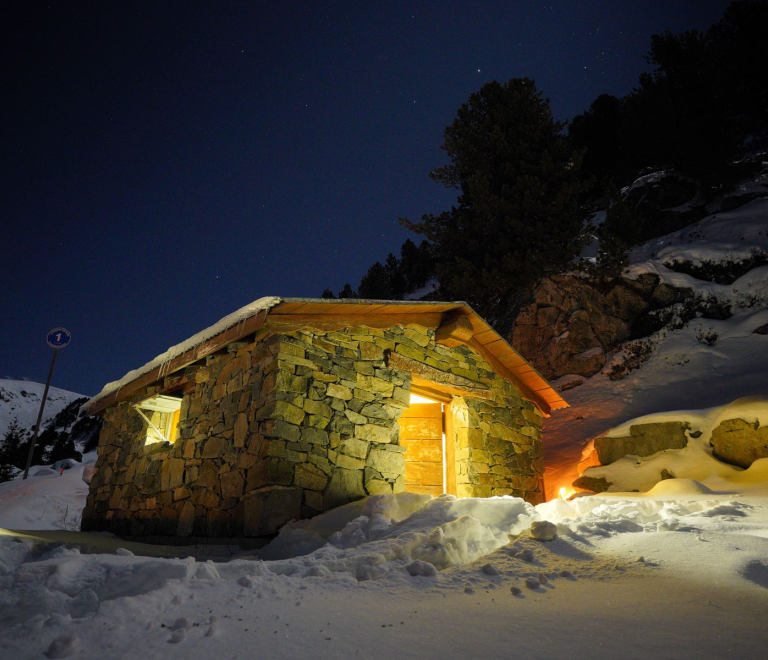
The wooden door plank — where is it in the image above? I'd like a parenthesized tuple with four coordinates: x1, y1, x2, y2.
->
(399, 403, 443, 419)
(398, 417, 443, 439)
(401, 438, 442, 462)
(405, 461, 443, 485)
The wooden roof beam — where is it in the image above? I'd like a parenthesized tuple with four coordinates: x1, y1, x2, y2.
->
(435, 312, 474, 346)
(266, 312, 444, 333)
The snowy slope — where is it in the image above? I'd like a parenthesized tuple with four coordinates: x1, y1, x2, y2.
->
(629, 170, 768, 266)
(544, 182, 768, 498)
(0, 380, 84, 440)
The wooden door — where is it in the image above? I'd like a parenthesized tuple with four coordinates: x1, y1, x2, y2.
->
(399, 403, 444, 496)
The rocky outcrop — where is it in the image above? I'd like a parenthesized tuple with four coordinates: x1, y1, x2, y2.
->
(624, 172, 706, 240)
(710, 418, 768, 469)
(594, 422, 690, 465)
(509, 273, 688, 381)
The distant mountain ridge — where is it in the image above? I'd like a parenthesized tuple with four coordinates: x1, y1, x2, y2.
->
(0, 380, 101, 478)
(0, 380, 84, 439)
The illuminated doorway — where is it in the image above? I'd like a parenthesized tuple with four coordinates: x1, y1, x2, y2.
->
(398, 391, 456, 495)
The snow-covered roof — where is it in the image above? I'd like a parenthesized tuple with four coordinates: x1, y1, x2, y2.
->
(85, 296, 283, 412)
(85, 296, 566, 415)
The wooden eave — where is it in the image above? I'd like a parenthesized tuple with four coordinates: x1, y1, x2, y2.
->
(85, 298, 567, 416)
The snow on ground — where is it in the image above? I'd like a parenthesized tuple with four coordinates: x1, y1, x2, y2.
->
(629, 198, 768, 268)
(545, 192, 768, 498)
(0, 380, 84, 439)
(0, 455, 94, 531)
(1, 462, 767, 659)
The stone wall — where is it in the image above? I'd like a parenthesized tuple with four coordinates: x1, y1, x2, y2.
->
(573, 416, 768, 492)
(83, 322, 545, 540)
(452, 396, 544, 502)
(593, 422, 689, 465)
(259, 326, 410, 517)
(265, 324, 545, 513)
(82, 334, 282, 539)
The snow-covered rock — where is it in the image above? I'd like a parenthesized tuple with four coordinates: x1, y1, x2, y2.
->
(575, 397, 768, 493)
(529, 520, 558, 541)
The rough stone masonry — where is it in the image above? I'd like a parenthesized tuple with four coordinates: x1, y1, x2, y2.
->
(82, 322, 544, 541)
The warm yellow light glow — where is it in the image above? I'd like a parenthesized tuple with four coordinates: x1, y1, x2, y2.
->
(409, 393, 439, 404)
(559, 487, 568, 500)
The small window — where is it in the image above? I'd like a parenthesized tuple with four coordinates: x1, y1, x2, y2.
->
(135, 395, 182, 446)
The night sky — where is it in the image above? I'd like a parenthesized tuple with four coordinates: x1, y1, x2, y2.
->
(1, 1, 731, 397)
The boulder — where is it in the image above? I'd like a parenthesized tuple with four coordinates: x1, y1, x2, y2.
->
(160, 458, 185, 491)
(710, 418, 768, 468)
(530, 520, 558, 541)
(572, 475, 612, 493)
(594, 422, 689, 465)
(356, 423, 392, 444)
(201, 436, 229, 458)
(176, 501, 195, 537)
(368, 446, 405, 478)
(294, 463, 328, 491)
(220, 470, 245, 498)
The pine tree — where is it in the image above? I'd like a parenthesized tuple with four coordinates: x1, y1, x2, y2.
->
(45, 434, 82, 465)
(338, 283, 356, 299)
(403, 78, 589, 320)
(399, 239, 434, 293)
(578, 184, 639, 286)
(570, 1, 768, 188)
(0, 421, 26, 477)
(357, 262, 393, 299)
(0, 462, 16, 483)
(385, 253, 407, 299)
(568, 94, 627, 186)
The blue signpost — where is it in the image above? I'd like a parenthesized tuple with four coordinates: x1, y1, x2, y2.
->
(46, 328, 72, 349)
(23, 328, 72, 479)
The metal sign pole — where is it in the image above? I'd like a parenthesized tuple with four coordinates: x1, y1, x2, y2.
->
(22, 327, 71, 480)
(23, 349, 59, 479)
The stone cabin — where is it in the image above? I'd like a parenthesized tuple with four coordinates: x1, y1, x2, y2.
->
(82, 297, 566, 541)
